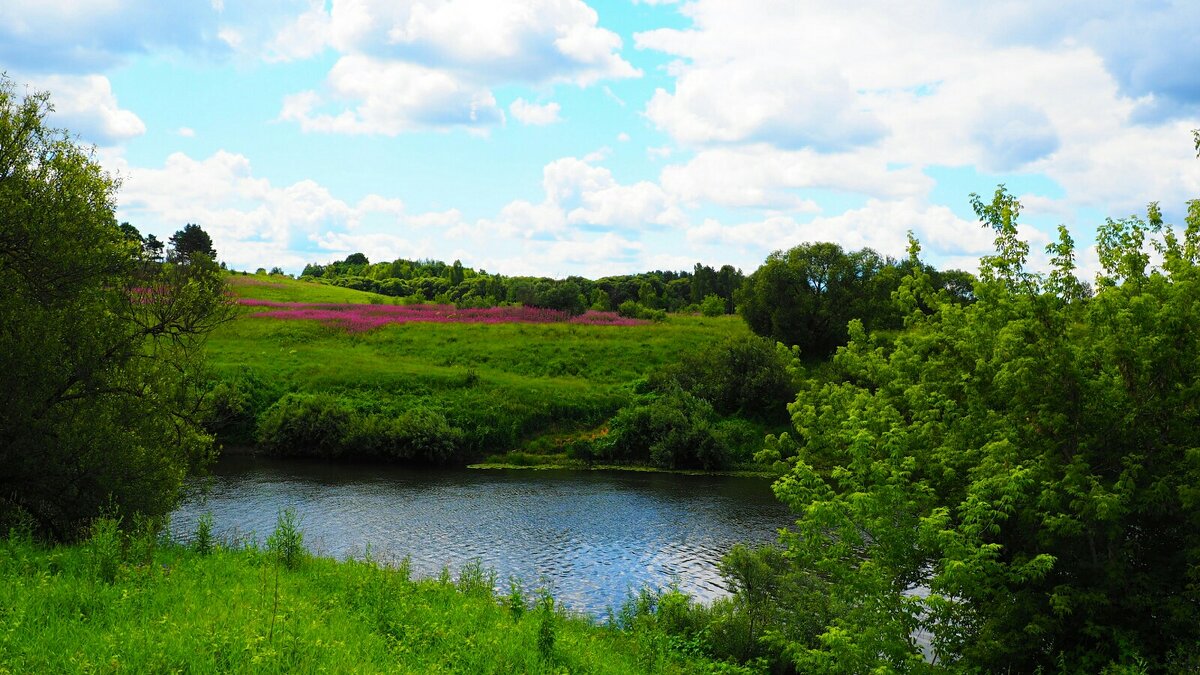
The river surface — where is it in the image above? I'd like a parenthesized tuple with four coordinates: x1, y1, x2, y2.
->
(171, 455, 792, 616)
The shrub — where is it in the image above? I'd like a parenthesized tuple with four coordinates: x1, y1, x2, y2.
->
(646, 335, 797, 423)
(193, 512, 215, 555)
(257, 393, 355, 457)
(617, 300, 666, 322)
(699, 293, 725, 317)
(597, 389, 730, 470)
(86, 516, 124, 584)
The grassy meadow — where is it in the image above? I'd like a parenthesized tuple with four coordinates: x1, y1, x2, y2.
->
(0, 525, 746, 673)
(209, 273, 751, 464)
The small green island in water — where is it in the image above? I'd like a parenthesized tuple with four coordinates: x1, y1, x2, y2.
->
(3, 65, 1200, 672)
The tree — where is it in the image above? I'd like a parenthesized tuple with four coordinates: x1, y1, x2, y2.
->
(736, 242, 888, 357)
(0, 78, 234, 538)
(168, 223, 216, 262)
(142, 233, 165, 262)
(768, 187, 1200, 670)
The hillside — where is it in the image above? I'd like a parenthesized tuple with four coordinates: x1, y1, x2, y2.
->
(207, 273, 751, 464)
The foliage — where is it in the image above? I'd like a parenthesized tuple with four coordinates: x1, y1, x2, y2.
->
(700, 293, 726, 317)
(267, 507, 305, 571)
(647, 334, 799, 423)
(302, 252, 743, 315)
(770, 187, 1200, 670)
(0, 77, 234, 538)
(736, 241, 973, 358)
(168, 223, 216, 262)
(594, 389, 735, 470)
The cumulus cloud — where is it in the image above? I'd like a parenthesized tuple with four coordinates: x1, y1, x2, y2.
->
(108, 150, 412, 271)
(32, 74, 146, 145)
(509, 98, 562, 126)
(280, 56, 504, 134)
(276, 0, 638, 134)
(686, 198, 993, 263)
(0, 0, 226, 73)
(638, 0, 1200, 224)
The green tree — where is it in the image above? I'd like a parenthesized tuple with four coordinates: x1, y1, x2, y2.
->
(168, 223, 216, 262)
(0, 78, 234, 538)
(770, 188, 1200, 670)
(736, 242, 889, 357)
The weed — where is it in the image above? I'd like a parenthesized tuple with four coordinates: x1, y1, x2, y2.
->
(193, 512, 215, 555)
(267, 507, 305, 570)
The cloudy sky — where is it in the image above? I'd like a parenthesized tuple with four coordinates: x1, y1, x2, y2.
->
(4, 0, 1199, 277)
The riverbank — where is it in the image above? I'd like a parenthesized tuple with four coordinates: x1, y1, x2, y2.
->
(0, 532, 749, 673)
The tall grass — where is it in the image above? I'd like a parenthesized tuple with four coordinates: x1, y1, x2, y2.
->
(0, 525, 754, 673)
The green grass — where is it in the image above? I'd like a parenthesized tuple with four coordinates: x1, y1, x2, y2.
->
(209, 273, 749, 460)
(0, 533, 746, 673)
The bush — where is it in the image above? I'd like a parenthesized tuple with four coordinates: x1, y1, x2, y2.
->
(699, 294, 725, 317)
(267, 507, 305, 570)
(597, 389, 730, 470)
(646, 335, 797, 423)
(617, 300, 666, 322)
(345, 407, 465, 464)
(257, 393, 355, 457)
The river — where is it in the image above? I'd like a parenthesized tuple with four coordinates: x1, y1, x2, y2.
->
(171, 455, 793, 616)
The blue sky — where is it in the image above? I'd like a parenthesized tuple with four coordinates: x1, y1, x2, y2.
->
(3, 0, 1198, 278)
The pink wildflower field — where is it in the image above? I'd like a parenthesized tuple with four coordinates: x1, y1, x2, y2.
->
(239, 299, 646, 331)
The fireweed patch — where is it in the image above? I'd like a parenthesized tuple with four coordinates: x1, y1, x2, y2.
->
(239, 300, 646, 332)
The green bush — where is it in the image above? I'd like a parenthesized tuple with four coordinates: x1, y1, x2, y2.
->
(267, 507, 305, 570)
(617, 300, 667, 322)
(699, 294, 725, 317)
(596, 389, 730, 469)
(257, 393, 355, 457)
(646, 334, 797, 423)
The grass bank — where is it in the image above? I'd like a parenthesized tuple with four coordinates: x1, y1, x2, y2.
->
(0, 529, 750, 673)
(207, 273, 750, 465)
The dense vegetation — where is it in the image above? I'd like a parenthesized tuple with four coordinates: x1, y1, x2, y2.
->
(736, 241, 974, 358)
(301, 254, 745, 317)
(0, 79, 232, 538)
(722, 189, 1200, 671)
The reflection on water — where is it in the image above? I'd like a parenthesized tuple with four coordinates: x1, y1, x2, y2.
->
(171, 455, 792, 616)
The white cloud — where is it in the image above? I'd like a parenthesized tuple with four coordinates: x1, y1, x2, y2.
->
(617, 132, 630, 142)
(276, 0, 638, 134)
(637, 0, 1200, 229)
(33, 74, 146, 145)
(107, 150, 414, 272)
(0, 1, 226, 73)
(177, 127, 196, 137)
(509, 98, 562, 126)
(280, 55, 504, 134)
(686, 198, 994, 264)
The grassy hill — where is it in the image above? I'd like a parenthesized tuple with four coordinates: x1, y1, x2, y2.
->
(207, 273, 750, 464)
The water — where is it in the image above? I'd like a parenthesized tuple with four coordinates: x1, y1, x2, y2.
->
(171, 455, 792, 616)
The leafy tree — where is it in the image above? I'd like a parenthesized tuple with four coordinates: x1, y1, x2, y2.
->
(769, 187, 1200, 670)
(0, 78, 234, 538)
(168, 223, 216, 262)
(736, 242, 888, 357)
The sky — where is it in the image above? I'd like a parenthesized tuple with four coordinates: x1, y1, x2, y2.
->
(3, 0, 1199, 278)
